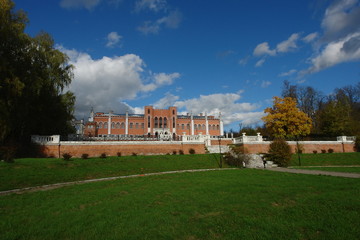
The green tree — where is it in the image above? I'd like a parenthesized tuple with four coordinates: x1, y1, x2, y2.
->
(0, 0, 75, 158)
(262, 97, 312, 139)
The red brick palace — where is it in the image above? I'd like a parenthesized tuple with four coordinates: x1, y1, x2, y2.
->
(84, 106, 224, 139)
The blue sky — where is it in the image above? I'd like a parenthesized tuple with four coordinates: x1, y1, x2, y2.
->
(15, 0, 360, 131)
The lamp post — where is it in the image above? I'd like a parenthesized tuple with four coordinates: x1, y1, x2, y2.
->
(218, 136, 222, 168)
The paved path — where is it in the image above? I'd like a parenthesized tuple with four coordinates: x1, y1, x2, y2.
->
(0, 168, 235, 196)
(266, 167, 360, 178)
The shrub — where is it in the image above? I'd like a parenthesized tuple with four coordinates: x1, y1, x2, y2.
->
(189, 148, 196, 154)
(313, 150, 318, 154)
(166, 153, 170, 155)
(355, 136, 360, 152)
(0, 146, 16, 163)
(62, 153, 72, 161)
(132, 152, 137, 156)
(100, 153, 107, 158)
(117, 152, 122, 157)
(179, 150, 184, 155)
(328, 148, 334, 153)
(172, 150, 177, 155)
(81, 153, 89, 159)
(267, 138, 292, 167)
(321, 149, 326, 154)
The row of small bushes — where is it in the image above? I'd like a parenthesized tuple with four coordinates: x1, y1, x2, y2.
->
(312, 149, 334, 154)
(62, 148, 196, 160)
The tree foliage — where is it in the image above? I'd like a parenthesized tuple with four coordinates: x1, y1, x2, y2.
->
(262, 97, 312, 139)
(0, 0, 75, 157)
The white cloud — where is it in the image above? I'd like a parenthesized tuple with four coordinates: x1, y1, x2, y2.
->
(60, 0, 101, 10)
(239, 56, 250, 66)
(135, 0, 167, 12)
(279, 69, 297, 77)
(276, 33, 300, 53)
(106, 32, 122, 48)
(173, 93, 263, 125)
(253, 42, 276, 56)
(138, 10, 182, 34)
(321, 0, 360, 41)
(255, 58, 265, 67)
(153, 93, 179, 109)
(300, 32, 360, 75)
(303, 32, 318, 43)
(154, 72, 180, 85)
(261, 81, 271, 88)
(57, 46, 180, 117)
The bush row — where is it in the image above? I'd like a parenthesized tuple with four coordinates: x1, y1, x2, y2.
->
(61, 148, 196, 160)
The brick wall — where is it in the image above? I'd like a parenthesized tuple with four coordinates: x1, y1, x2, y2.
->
(41, 142, 205, 158)
(241, 141, 355, 154)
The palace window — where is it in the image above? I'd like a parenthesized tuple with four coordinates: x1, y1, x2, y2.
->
(164, 117, 167, 128)
(181, 124, 184, 130)
(104, 122, 108, 129)
(111, 122, 115, 129)
(148, 116, 150, 128)
(187, 124, 190, 130)
(130, 123, 133, 129)
(141, 123, 144, 129)
(154, 117, 158, 128)
(159, 117, 163, 128)
(173, 117, 175, 128)
(116, 122, 120, 129)
(121, 122, 125, 129)
(98, 122, 103, 129)
(135, 123, 139, 129)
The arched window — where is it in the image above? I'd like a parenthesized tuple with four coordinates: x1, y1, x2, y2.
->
(148, 116, 150, 128)
(104, 122, 108, 129)
(135, 123, 139, 129)
(120, 122, 125, 129)
(141, 123, 144, 129)
(98, 122, 103, 129)
(148, 109, 150, 114)
(198, 124, 201, 130)
(208, 124, 211, 130)
(172, 110, 175, 115)
(187, 124, 190, 129)
(202, 124, 205, 130)
(130, 123, 133, 128)
(111, 122, 115, 129)
(116, 122, 120, 129)
(181, 124, 184, 129)
(159, 117, 163, 128)
(164, 117, 167, 128)
(217, 125, 220, 130)
(194, 124, 197, 130)
(173, 117, 175, 128)
(154, 117, 158, 128)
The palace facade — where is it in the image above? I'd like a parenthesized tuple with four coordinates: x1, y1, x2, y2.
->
(84, 106, 224, 139)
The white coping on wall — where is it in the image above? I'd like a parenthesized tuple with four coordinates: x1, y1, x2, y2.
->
(46, 141, 205, 146)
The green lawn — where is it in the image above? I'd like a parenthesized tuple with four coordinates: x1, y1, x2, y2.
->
(0, 154, 224, 191)
(1, 169, 359, 240)
(293, 167, 360, 173)
(289, 152, 360, 166)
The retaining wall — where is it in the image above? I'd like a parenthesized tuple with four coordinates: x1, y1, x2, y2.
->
(241, 141, 355, 154)
(40, 141, 206, 158)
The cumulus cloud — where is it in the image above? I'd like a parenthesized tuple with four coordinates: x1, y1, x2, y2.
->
(253, 42, 276, 56)
(60, 0, 101, 10)
(135, 0, 167, 12)
(276, 33, 300, 53)
(173, 93, 263, 125)
(321, 0, 360, 42)
(57, 46, 180, 118)
(106, 32, 122, 48)
(153, 93, 180, 109)
(303, 32, 318, 43)
(300, 32, 360, 75)
(299, 0, 360, 76)
(138, 10, 182, 34)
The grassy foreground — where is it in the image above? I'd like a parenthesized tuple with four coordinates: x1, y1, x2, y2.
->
(0, 154, 223, 191)
(1, 169, 359, 240)
(289, 152, 360, 166)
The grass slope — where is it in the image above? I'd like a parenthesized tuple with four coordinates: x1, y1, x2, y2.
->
(289, 152, 360, 166)
(0, 154, 223, 191)
(1, 169, 359, 240)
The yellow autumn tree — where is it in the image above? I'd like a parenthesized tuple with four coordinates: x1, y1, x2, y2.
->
(262, 97, 312, 139)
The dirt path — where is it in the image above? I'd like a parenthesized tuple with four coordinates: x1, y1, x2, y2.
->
(0, 168, 235, 196)
(266, 167, 360, 178)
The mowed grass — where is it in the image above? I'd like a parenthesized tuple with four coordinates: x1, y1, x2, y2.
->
(1, 169, 359, 240)
(0, 154, 223, 191)
(289, 152, 360, 166)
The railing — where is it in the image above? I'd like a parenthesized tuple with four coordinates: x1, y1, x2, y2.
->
(31, 135, 60, 144)
(337, 136, 356, 142)
(234, 133, 263, 144)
